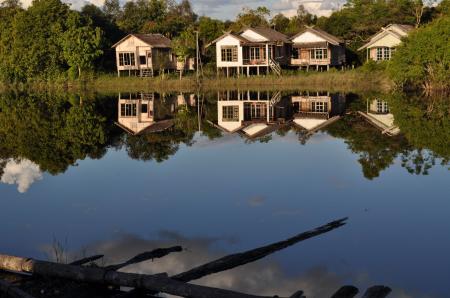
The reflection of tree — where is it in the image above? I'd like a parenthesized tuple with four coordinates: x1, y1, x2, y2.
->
(0, 92, 113, 174)
(325, 114, 411, 179)
(123, 128, 192, 162)
(388, 93, 450, 163)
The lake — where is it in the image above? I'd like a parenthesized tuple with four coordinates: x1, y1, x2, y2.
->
(0, 90, 449, 297)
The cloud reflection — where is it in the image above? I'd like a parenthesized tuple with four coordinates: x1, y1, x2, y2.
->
(41, 231, 430, 297)
(1, 158, 43, 193)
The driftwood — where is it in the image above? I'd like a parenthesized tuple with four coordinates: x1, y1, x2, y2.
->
(105, 246, 182, 271)
(0, 279, 35, 298)
(70, 255, 104, 266)
(172, 217, 347, 282)
(362, 286, 392, 298)
(330, 286, 359, 298)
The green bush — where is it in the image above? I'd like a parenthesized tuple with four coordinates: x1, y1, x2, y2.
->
(388, 16, 450, 91)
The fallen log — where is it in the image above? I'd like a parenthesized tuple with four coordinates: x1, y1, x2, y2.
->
(0, 279, 35, 298)
(172, 217, 348, 282)
(330, 286, 359, 298)
(362, 286, 391, 298)
(106, 246, 182, 271)
(0, 254, 295, 298)
(0, 218, 347, 298)
(70, 255, 104, 266)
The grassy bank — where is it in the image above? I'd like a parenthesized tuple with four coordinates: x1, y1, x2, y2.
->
(0, 70, 393, 93)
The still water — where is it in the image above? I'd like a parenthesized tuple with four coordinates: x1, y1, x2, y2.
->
(0, 90, 449, 297)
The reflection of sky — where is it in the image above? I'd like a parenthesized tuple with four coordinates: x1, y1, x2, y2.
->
(0, 131, 449, 297)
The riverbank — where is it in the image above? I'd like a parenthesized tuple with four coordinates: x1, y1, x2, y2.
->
(0, 70, 393, 93)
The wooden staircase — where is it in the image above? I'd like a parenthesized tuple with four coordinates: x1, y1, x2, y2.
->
(270, 91, 282, 106)
(140, 69, 154, 77)
(268, 58, 282, 76)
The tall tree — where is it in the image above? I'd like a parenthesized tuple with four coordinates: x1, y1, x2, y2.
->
(61, 12, 103, 78)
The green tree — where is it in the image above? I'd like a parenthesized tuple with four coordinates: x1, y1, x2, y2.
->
(388, 16, 450, 90)
(230, 6, 270, 32)
(61, 12, 103, 78)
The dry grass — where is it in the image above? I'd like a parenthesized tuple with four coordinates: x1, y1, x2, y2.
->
(0, 70, 393, 93)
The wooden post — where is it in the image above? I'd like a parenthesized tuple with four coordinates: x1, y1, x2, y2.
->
(257, 66, 260, 76)
(226, 67, 229, 78)
(247, 66, 249, 77)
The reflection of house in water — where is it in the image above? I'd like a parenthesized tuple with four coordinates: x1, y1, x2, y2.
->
(358, 99, 400, 136)
(215, 90, 291, 139)
(291, 91, 345, 134)
(115, 93, 174, 135)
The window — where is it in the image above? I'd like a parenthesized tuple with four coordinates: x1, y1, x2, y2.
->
(221, 46, 238, 62)
(120, 103, 137, 117)
(383, 47, 391, 60)
(311, 48, 328, 60)
(375, 47, 392, 61)
(139, 55, 146, 65)
(244, 103, 266, 119)
(376, 100, 389, 113)
(292, 48, 299, 59)
(312, 102, 328, 112)
(119, 52, 135, 66)
(250, 47, 261, 60)
(222, 106, 239, 121)
(141, 103, 148, 113)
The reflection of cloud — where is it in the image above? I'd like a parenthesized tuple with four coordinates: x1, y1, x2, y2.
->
(1, 158, 43, 193)
(249, 195, 265, 207)
(42, 232, 430, 298)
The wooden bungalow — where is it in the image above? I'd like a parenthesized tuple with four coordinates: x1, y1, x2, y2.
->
(214, 90, 291, 138)
(290, 26, 345, 71)
(209, 27, 291, 77)
(358, 99, 400, 136)
(115, 93, 173, 135)
(112, 34, 176, 77)
(358, 24, 413, 61)
(291, 91, 345, 135)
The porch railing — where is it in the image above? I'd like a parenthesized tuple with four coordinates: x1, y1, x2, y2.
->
(243, 59, 268, 65)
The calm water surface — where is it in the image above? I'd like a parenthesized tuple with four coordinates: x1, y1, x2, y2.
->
(0, 90, 449, 297)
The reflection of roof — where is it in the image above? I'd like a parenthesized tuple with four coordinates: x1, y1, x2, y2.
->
(112, 34, 171, 48)
(291, 26, 343, 45)
(241, 123, 279, 139)
(358, 112, 400, 136)
(292, 116, 340, 132)
(115, 119, 174, 135)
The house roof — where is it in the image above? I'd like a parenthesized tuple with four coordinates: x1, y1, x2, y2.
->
(291, 26, 343, 46)
(206, 32, 251, 47)
(358, 24, 414, 50)
(243, 27, 291, 43)
(112, 34, 172, 48)
(207, 27, 291, 47)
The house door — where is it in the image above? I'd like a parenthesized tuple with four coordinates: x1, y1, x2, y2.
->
(146, 50, 152, 68)
(300, 49, 309, 60)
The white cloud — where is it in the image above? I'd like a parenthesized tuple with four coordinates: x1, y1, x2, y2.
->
(18, 0, 344, 19)
(1, 158, 43, 193)
(273, 0, 345, 17)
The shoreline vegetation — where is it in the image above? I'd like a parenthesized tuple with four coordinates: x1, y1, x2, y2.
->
(0, 70, 393, 93)
(0, 0, 448, 94)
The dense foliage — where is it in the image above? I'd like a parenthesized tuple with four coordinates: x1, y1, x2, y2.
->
(0, 0, 447, 85)
(388, 16, 450, 90)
